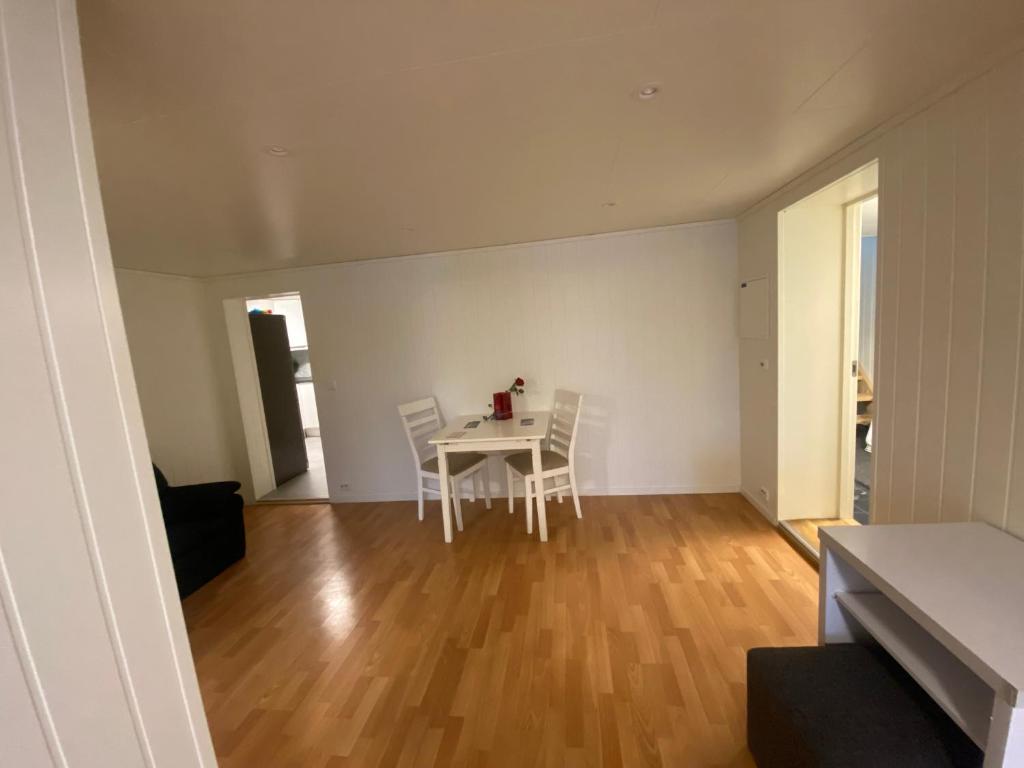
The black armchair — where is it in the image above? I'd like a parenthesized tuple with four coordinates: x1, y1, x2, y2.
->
(153, 465, 246, 598)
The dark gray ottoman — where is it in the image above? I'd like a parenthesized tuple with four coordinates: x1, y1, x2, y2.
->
(747, 644, 983, 768)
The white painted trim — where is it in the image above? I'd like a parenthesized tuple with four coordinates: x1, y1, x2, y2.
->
(111, 267, 205, 283)
(779, 520, 821, 561)
(115, 219, 736, 282)
(598, 484, 742, 496)
(223, 297, 276, 499)
(838, 200, 864, 520)
(741, 488, 776, 524)
(776, 162, 878, 523)
(776, 209, 788, 524)
(332, 484, 742, 503)
(202, 218, 737, 281)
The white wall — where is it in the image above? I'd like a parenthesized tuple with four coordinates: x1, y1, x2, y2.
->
(116, 270, 250, 498)
(199, 221, 740, 501)
(739, 48, 1024, 538)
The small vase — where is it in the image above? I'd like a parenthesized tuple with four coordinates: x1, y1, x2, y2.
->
(492, 391, 513, 420)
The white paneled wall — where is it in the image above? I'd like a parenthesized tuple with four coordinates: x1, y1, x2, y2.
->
(739, 49, 1024, 537)
(1, 0, 215, 760)
(201, 222, 740, 501)
(875, 55, 1024, 535)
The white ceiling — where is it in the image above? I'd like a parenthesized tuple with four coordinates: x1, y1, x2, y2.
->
(78, 1, 1024, 277)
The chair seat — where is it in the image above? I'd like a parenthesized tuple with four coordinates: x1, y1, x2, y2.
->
(505, 449, 568, 477)
(421, 452, 486, 476)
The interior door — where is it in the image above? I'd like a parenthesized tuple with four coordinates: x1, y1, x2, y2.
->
(249, 313, 308, 485)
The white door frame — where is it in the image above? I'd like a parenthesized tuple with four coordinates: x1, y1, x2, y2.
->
(839, 193, 880, 522)
(223, 297, 278, 499)
(0, 0, 215, 762)
(839, 197, 865, 519)
(224, 291, 325, 501)
(776, 161, 878, 527)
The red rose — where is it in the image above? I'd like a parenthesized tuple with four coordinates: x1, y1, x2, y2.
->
(515, 377, 525, 387)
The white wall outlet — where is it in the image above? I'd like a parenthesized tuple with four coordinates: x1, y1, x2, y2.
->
(759, 486, 770, 502)
(759, 359, 770, 371)
(338, 482, 349, 489)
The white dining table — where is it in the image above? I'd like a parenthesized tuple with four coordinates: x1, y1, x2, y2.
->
(428, 410, 552, 543)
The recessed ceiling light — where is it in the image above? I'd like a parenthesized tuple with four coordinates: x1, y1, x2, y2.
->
(637, 84, 660, 100)
(265, 145, 290, 157)
(602, 201, 617, 208)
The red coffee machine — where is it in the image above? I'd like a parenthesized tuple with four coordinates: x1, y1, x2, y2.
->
(492, 391, 513, 420)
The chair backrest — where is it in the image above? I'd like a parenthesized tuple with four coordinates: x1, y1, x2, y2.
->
(398, 396, 443, 469)
(549, 389, 583, 466)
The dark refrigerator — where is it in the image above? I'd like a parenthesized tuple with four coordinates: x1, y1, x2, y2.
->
(249, 313, 308, 487)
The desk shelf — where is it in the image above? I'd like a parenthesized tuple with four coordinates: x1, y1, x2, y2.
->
(835, 591, 994, 747)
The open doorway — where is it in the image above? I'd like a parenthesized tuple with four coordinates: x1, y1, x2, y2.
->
(776, 162, 879, 558)
(849, 196, 878, 525)
(225, 293, 328, 502)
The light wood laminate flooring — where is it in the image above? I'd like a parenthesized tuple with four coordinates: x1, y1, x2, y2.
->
(183, 494, 818, 767)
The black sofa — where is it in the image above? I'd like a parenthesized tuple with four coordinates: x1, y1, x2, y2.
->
(153, 465, 246, 598)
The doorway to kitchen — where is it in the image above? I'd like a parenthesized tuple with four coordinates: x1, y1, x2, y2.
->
(224, 292, 328, 502)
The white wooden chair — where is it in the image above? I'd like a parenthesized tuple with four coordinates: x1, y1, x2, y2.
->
(398, 397, 491, 532)
(505, 389, 582, 535)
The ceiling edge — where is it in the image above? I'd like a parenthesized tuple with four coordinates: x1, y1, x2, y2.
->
(738, 31, 1024, 222)
(130, 218, 737, 283)
(113, 266, 205, 282)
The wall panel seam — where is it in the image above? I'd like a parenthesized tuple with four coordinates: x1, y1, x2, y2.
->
(1000, 144, 1024, 532)
(910, 121, 931, 523)
(884, 138, 905, 525)
(937, 133, 958, 522)
(966, 77, 992, 523)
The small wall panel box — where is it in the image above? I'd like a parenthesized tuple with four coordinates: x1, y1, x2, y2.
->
(740, 277, 769, 339)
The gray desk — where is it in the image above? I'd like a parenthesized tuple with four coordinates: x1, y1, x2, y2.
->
(819, 523, 1024, 767)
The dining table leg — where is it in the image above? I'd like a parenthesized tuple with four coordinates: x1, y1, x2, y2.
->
(531, 439, 548, 542)
(437, 445, 453, 543)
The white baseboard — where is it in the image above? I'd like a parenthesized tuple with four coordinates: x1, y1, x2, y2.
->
(330, 484, 743, 504)
(777, 520, 820, 560)
(597, 484, 741, 496)
(330, 490, 418, 503)
(741, 488, 776, 524)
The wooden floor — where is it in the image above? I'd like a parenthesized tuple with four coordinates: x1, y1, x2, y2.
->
(783, 517, 861, 557)
(183, 494, 818, 767)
